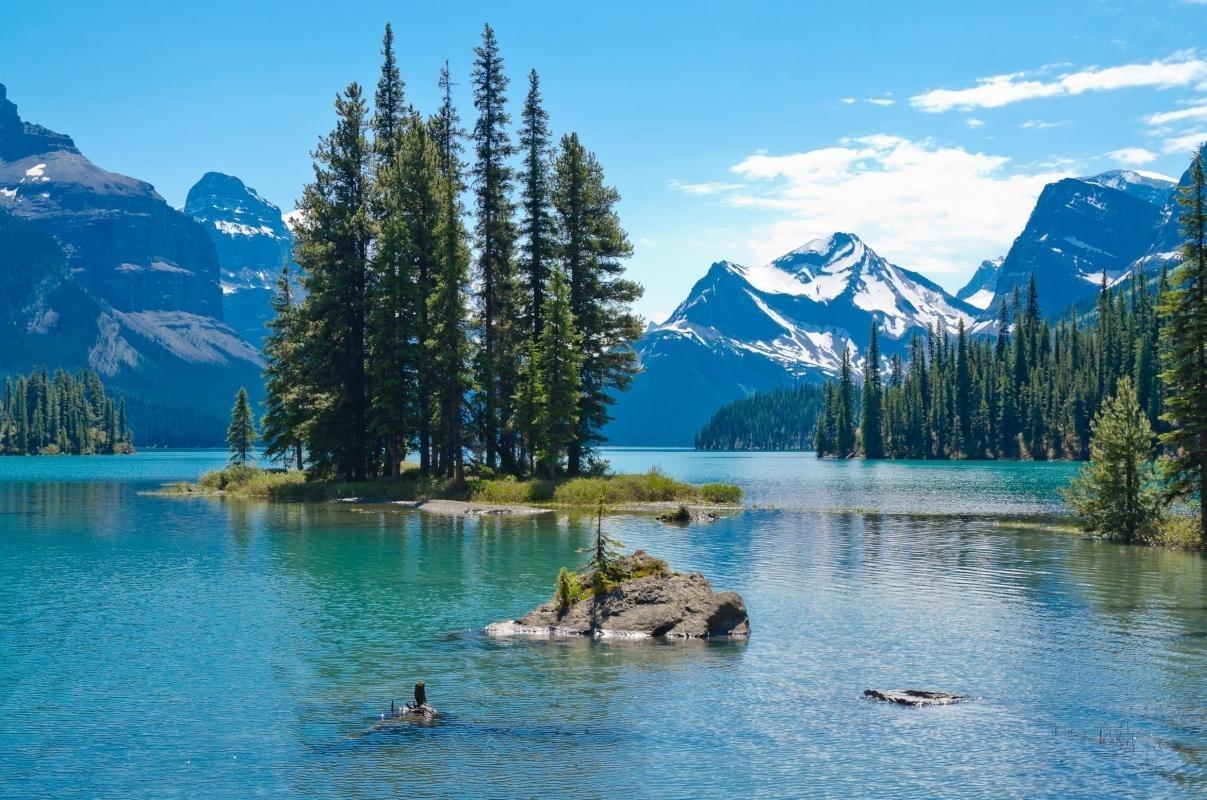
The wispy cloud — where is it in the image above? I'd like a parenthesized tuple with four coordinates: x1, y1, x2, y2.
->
(840, 96, 895, 106)
(1145, 103, 1207, 126)
(910, 53, 1207, 112)
(964, 118, 986, 128)
(1105, 147, 1158, 166)
(1160, 131, 1207, 154)
(1021, 119, 1071, 129)
(672, 135, 1068, 278)
(666, 179, 746, 196)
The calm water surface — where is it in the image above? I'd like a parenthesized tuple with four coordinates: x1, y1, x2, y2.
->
(1, 449, 1204, 799)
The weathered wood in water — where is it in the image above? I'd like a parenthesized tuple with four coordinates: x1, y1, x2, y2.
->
(863, 689, 966, 707)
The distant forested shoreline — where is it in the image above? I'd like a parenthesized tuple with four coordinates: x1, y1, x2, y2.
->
(0, 368, 133, 455)
(694, 384, 824, 451)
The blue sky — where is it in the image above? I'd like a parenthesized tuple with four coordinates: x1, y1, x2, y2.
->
(3, 0, 1206, 322)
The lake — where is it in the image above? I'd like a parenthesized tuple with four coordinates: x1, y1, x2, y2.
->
(1, 450, 1204, 798)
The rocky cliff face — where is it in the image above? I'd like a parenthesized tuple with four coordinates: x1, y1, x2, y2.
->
(184, 172, 296, 345)
(0, 84, 262, 445)
(985, 171, 1173, 316)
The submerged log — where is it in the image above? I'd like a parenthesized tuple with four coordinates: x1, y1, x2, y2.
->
(863, 689, 966, 707)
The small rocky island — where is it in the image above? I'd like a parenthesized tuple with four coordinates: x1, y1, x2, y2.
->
(486, 550, 749, 639)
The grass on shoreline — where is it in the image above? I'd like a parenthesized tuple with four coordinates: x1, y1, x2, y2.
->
(167, 464, 742, 508)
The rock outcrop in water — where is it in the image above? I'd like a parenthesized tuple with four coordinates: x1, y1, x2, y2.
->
(863, 689, 966, 707)
(486, 551, 749, 639)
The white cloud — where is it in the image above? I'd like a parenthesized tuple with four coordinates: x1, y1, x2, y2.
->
(840, 96, 895, 107)
(1145, 103, 1207, 126)
(1106, 147, 1158, 165)
(965, 118, 986, 128)
(1021, 119, 1071, 129)
(1161, 131, 1207, 154)
(910, 54, 1207, 112)
(666, 179, 746, 196)
(674, 135, 1068, 280)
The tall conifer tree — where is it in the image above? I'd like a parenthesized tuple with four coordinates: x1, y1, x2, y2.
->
(1158, 142, 1207, 544)
(552, 133, 642, 474)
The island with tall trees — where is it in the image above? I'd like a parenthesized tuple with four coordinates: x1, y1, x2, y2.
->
(193, 24, 737, 511)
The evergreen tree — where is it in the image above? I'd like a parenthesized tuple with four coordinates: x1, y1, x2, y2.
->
(1158, 141, 1207, 544)
(527, 266, 583, 477)
(372, 23, 407, 155)
(428, 62, 472, 487)
(1062, 378, 1162, 542)
(227, 387, 257, 466)
(261, 266, 307, 469)
(552, 133, 642, 474)
(860, 322, 884, 458)
(471, 24, 519, 471)
(518, 69, 554, 343)
(294, 82, 373, 480)
(835, 348, 856, 456)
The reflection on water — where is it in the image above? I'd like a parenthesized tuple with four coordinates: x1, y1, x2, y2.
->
(0, 450, 1203, 798)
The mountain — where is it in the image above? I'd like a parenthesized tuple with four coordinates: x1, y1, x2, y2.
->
(956, 257, 1003, 310)
(184, 171, 296, 346)
(1131, 165, 1193, 275)
(984, 170, 1173, 316)
(605, 233, 977, 445)
(0, 83, 262, 445)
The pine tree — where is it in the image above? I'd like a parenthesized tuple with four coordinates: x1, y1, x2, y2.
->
(1062, 378, 1162, 542)
(227, 387, 257, 466)
(372, 23, 407, 155)
(294, 82, 373, 480)
(261, 266, 307, 470)
(552, 133, 642, 474)
(860, 322, 884, 458)
(528, 265, 583, 477)
(428, 62, 472, 487)
(1158, 141, 1207, 544)
(836, 348, 856, 457)
(518, 69, 553, 342)
(471, 24, 519, 471)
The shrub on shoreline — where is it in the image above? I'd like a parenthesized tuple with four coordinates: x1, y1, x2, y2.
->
(181, 465, 742, 508)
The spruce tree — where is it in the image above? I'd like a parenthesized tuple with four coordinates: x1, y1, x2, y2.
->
(836, 348, 856, 457)
(471, 24, 519, 471)
(518, 69, 553, 342)
(552, 133, 642, 474)
(294, 83, 373, 480)
(1062, 378, 1162, 542)
(429, 62, 472, 487)
(227, 387, 257, 466)
(529, 265, 583, 477)
(860, 322, 884, 458)
(261, 266, 307, 470)
(1158, 141, 1207, 544)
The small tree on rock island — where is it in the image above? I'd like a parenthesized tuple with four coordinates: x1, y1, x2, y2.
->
(227, 387, 257, 466)
(1062, 378, 1164, 543)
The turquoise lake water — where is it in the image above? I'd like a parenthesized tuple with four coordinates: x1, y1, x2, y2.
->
(1, 450, 1204, 798)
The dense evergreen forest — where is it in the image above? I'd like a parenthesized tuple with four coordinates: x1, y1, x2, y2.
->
(815, 273, 1165, 461)
(261, 24, 641, 483)
(0, 368, 132, 455)
(694, 384, 825, 450)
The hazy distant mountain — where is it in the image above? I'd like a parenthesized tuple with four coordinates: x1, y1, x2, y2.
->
(606, 233, 977, 445)
(185, 171, 296, 346)
(0, 83, 262, 445)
